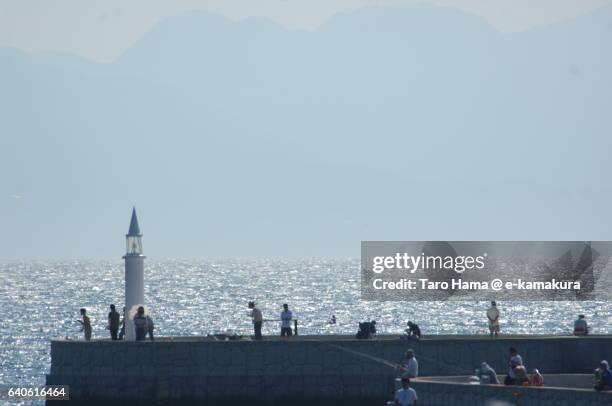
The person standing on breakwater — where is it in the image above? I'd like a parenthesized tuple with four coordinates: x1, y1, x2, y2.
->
(280, 303, 293, 337)
(487, 301, 500, 337)
(78, 308, 92, 341)
(248, 301, 263, 340)
(401, 349, 419, 378)
(133, 306, 148, 341)
(505, 347, 524, 385)
(394, 377, 417, 406)
(107, 304, 120, 340)
(573, 314, 589, 336)
(146, 314, 155, 341)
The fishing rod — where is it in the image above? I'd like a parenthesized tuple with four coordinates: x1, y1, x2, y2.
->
(321, 342, 473, 376)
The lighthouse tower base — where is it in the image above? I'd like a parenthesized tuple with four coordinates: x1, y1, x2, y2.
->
(123, 255, 144, 341)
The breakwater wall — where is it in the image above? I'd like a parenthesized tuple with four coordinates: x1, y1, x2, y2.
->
(46, 335, 612, 405)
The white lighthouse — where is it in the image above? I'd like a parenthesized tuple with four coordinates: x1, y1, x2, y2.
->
(123, 207, 145, 341)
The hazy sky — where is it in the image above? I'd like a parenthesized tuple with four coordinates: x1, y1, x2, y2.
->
(1, 0, 610, 61)
(2, 0, 612, 259)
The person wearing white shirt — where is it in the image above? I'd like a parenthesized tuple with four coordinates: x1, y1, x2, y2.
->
(394, 377, 417, 406)
(402, 349, 419, 378)
(248, 301, 263, 340)
(487, 301, 500, 337)
(280, 303, 293, 337)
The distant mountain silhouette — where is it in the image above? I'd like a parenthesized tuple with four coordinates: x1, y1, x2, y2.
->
(1, 4, 611, 258)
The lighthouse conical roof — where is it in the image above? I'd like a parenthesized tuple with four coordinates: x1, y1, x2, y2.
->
(128, 207, 141, 235)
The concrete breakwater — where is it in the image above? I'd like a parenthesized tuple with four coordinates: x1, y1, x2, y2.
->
(46, 335, 612, 405)
(411, 376, 612, 406)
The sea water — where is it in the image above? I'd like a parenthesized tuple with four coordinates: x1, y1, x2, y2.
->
(1, 259, 612, 394)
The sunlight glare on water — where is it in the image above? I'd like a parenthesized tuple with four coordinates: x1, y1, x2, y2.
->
(1, 258, 611, 391)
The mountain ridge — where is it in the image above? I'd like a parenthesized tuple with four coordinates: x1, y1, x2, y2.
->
(1, 3, 611, 258)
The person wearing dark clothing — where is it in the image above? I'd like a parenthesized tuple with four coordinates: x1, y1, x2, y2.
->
(133, 306, 148, 341)
(146, 315, 155, 341)
(595, 361, 612, 391)
(280, 304, 293, 337)
(573, 314, 589, 336)
(108, 304, 120, 340)
(406, 321, 421, 339)
(504, 347, 524, 386)
(248, 301, 263, 340)
(356, 321, 377, 339)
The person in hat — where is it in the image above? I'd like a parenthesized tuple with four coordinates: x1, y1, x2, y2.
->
(573, 314, 589, 336)
(487, 301, 500, 337)
(401, 349, 419, 378)
(505, 347, 524, 385)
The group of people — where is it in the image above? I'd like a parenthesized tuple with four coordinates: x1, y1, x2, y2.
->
(79, 300, 302, 342)
(356, 320, 377, 339)
(475, 347, 544, 387)
(247, 302, 297, 340)
(77, 304, 154, 342)
(466, 348, 540, 387)
(243, 300, 593, 345)
(391, 349, 419, 406)
(133, 305, 155, 341)
(476, 347, 612, 392)
(247, 304, 421, 342)
(80, 300, 594, 342)
(354, 301, 591, 344)
(503, 347, 543, 386)
(389, 340, 612, 405)
(77, 299, 611, 405)
(391, 347, 546, 405)
(487, 301, 592, 337)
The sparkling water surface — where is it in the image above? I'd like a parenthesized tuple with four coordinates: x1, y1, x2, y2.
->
(2, 259, 612, 399)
